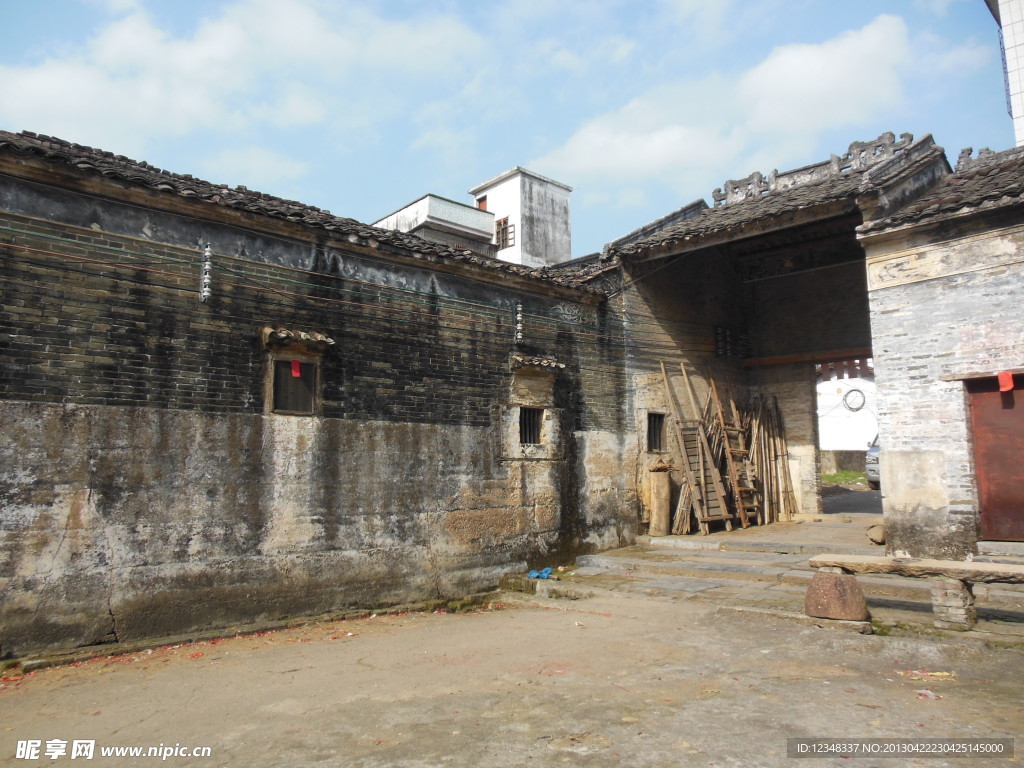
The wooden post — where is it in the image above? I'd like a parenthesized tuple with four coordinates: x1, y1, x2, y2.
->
(649, 470, 671, 536)
(659, 362, 703, 534)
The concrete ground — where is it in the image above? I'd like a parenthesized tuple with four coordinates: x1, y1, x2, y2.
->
(571, 487, 1024, 640)
(2, 489, 1022, 767)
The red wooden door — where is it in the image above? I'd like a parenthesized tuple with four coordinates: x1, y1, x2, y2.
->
(968, 374, 1024, 541)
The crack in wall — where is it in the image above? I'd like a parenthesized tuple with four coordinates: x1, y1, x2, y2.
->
(106, 600, 120, 644)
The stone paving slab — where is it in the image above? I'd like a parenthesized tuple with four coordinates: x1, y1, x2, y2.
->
(637, 535, 878, 556)
(979, 541, 1024, 558)
(646, 548, 812, 564)
(3, 593, 1023, 767)
(575, 551, 936, 598)
(564, 519, 1024, 640)
(576, 554, 791, 582)
(552, 567, 1024, 641)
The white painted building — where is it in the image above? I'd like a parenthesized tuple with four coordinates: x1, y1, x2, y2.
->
(468, 167, 573, 268)
(816, 360, 878, 451)
(374, 167, 574, 268)
(988, 0, 1024, 146)
(373, 194, 495, 254)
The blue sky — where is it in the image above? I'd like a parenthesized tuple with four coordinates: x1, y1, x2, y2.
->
(0, 0, 1013, 257)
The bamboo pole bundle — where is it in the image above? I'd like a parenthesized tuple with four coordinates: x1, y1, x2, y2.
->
(773, 396, 799, 521)
(708, 376, 753, 528)
(747, 397, 771, 523)
(744, 394, 795, 525)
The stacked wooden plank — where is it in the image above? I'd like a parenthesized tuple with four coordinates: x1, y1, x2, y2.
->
(660, 363, 734, 535)
(658, 362, 796, 534)
(707, 377, 760, 528)
(746, 395, 799, 524)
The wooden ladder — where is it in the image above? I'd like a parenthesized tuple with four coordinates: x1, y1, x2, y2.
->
(659, 362, 703, 534)
(707, 375, 761, 527)
(674, 363, 734, 534)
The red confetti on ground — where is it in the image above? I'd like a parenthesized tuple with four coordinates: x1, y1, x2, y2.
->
(188, 652, 204, 659)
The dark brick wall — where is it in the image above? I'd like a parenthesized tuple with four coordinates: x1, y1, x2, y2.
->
(0, 182, 630, 655)
(0, 208, 622, 430)
(748, 260, 871, 359)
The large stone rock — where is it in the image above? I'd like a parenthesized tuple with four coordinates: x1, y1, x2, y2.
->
(866, 524, 886, 545)
(804, 572, 870, 621)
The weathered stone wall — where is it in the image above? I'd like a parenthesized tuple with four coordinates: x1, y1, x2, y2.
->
(521, 174, 572, 267)
(748, 362, 822, 517)
(619, 251, 749, 524)
(0, 182, 629, 655)
(864, 213, 1024, 558)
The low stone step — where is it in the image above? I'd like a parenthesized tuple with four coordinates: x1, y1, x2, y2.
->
(575, 548, 1024, 608)
(978, 541, 1024, 559)
(569, 567, 747, 595)
(636, 535, 878, 556)
(722, 541, 877, 556)
(577, 553, 789, 581)
(645, 548, 810, 565)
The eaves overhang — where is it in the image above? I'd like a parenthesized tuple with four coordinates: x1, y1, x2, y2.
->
(0, 130, 600, 299)
(615, 197, 862, 265)
(607, 132, 947, 266)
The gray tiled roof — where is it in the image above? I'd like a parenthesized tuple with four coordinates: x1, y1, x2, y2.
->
(539, 252, 620, 286)
(859, 145, 1024, 234)
(609, 132, 944, 257)
(0, 130, 598, 293)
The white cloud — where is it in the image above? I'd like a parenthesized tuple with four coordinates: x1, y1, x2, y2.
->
(601, 36, 637, 64)
(736, 15, 910, 135)
(537, 80, 743, 181)
(913, 0, 970, 15)
(533, 33, 637, 75)
(917, 34, 993, 77)
(549, 46, 589, 74)
(657, 0, 736, 32)
(532, 15, 916, 205)
(200, 146, 311, 189)
(249, 83, 328, 129)
(81, 0, 142, 12)
(0, 0, 483, 169)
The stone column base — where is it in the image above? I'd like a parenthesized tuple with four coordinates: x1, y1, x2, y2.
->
(930, 578, 976, 630)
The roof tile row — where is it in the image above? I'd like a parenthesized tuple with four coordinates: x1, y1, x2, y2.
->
(609, 132, 947, 257)
(860, 145, 1024, 233)
(0, 130, 597, 293)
